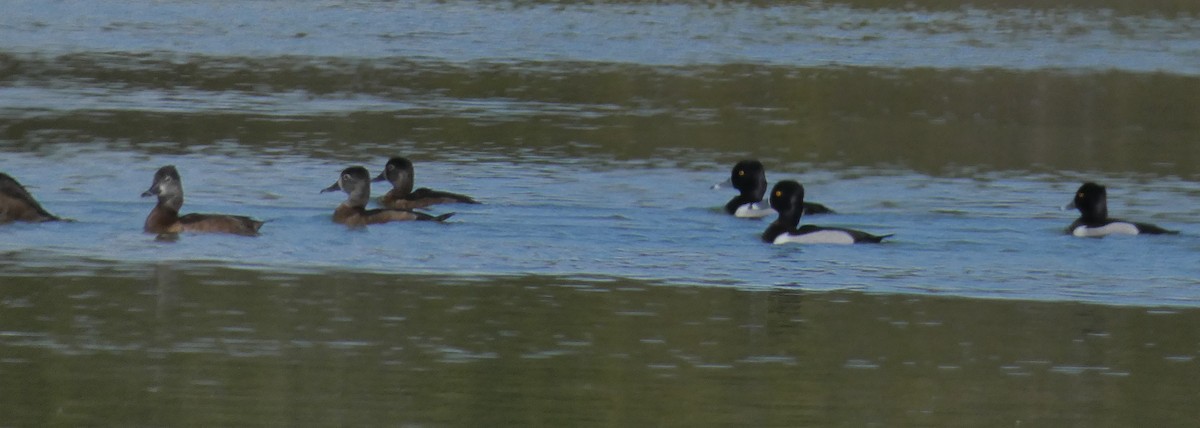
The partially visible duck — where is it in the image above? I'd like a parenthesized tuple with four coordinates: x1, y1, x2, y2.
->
(762, 180, 890, 245)
(713, 160, 832, 218)
(1063, 182, 1177, 237)
(141, 165, 263, 236)
(0, 173, 62, 223)
(372, 157, 478, 209)
(322, 166, 454, 226)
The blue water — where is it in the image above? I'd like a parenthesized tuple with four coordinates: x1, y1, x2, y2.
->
(2, 0, 1199, 308)
(4, 1, 1200, 72)
(4, 144, 1198, 306)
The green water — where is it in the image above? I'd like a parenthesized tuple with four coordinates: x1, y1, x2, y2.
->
(3, 268, 1199, 426)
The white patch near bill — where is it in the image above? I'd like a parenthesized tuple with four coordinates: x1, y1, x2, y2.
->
(774, 230, 856, 245)
(734, 202, 775, 218)
(1072, 222, 1139, 237)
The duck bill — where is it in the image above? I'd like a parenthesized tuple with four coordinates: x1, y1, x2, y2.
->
(141, 183, 160, 198)
(320, 181, 342, 194)
(1060, 201, 1076, 211)
(371, 170, 388, 183)
(710, 177, 732, 190)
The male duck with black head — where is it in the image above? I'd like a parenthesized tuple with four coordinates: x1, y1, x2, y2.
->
(372, 157, 478, 209)
(713, 160, 833, 218)
(142, 165, 264, 236)
(1063, 182, 1177, 237)
(1, 172, 63, 223)
(322, 166, 454, 226)
(762, 180, 891, 245)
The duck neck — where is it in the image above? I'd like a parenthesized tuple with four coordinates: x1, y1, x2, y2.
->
(777, 209, 802, 232)
(158, 194, 183, 213)
(762, 209, 802, 242)
(392, 171, 414, 196)
(1081, 200, 1108, 223)
(725, 194, 756, 214)
(146, 196, 181, 232)
(343, 186, 371, 209)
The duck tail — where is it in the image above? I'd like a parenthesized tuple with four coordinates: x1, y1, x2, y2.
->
(867, 233, 895, 243)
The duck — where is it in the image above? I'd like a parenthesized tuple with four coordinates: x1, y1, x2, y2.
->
(322, 166, 454, 226)
(713, 160, 833, 218)
(762, 180, 890, 244)
(1063, 182, 1177, 237)
(1, 172, 63, 223)
(372, 157, 478, 209)
(141, 165, 263, 236)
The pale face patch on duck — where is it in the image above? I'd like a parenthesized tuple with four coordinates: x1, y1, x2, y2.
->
(774, 230, 856, 245)
(1072, 222, 1139, 237)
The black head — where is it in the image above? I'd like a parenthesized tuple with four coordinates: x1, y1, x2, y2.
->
(372, 157, 415, 184)
(769, 180, 806, 219)
(1067, 182, 1108, 222)
(142, 165, 183, 199)
(729, 160, 768, 201)
(761, 180, 805, 242)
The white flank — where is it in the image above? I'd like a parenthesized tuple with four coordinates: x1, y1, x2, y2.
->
(1073, 222, 1139, 237)
(774, 230, 856, 245)
(734, 202, 775, 218)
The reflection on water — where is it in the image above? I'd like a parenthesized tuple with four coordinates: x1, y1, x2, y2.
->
(1, 268, 1198, 426)
(3, 54, 1200, 176)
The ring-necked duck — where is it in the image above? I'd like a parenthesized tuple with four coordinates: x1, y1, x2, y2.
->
(1063, 182, 1177, 237)
(1, 173, 62, 223)
(713, 160, 833, 218)
(762, 180, 890, 244)
(142, 165, 264, 236)
(322, 166, 454, 226)
(371, 157, 478, 209)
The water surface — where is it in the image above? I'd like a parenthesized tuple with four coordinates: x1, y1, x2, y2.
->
(2, 0, 1200, 426)
(4, 270, 1200, 426)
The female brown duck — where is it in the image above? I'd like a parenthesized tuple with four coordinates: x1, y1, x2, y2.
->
(142, 165, 264, 236)
(372, 157, 478, 209)
(322, 166, 453, 226)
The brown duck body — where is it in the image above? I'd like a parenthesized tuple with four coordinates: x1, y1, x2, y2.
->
(324, 166, 454, 227)
(144, 204, 264, 236)
(0, 173, 61, 223)
(373, 157, 478, 209)
(141, 165, 263, 236)
(379, 187, 478, 210)
(332, 203, 452, 226)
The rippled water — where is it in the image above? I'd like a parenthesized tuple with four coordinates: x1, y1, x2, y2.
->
(3, 0, 1200, 426)
(6, 271, 1200, 426)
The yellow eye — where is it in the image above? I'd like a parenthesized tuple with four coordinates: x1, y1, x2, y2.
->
(774, 190, 782, 197)
(1077, 192, 1084, 198)
(737, 170, 745, 176)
